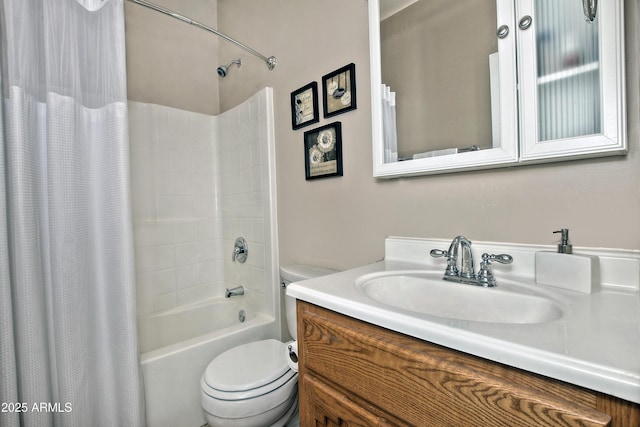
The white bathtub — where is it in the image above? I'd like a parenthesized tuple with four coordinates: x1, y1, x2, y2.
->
(139, 298, 275, 427)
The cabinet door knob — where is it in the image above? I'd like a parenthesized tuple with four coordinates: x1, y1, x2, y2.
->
(497, 24, 509, 39)
(519, 15, 532, 30)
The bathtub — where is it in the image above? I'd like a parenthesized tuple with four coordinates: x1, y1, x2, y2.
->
(139, 298, 275, 427)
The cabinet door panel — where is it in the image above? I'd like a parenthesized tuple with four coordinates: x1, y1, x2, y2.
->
(517, 0, 626, 162)
(300, 374, 398, 427)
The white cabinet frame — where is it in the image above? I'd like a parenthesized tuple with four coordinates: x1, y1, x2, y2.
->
(369, 0, 627, 178)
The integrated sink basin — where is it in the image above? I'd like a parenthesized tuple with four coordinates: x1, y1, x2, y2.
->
(355, 270, 565, 324)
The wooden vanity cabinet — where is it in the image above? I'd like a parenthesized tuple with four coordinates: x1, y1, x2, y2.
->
(297, 301, 640, 427)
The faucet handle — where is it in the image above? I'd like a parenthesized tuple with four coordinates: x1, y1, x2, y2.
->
(485, 253, 513, 264)
(476, 253, 513, 287)
(429, 249, 448, 258)
(430, 248, 458, 277)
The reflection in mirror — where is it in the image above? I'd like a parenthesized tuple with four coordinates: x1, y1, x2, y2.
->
(380, 0, 499, 161)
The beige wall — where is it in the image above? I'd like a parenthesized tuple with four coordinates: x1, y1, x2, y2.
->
(127, 0, 640, 272)
(125, 0, 221, 115)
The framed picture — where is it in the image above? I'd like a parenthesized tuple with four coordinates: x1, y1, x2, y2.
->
(304, 122, 343, 180)
(291, 82, 319, 130)
(322, 63, 356, 118)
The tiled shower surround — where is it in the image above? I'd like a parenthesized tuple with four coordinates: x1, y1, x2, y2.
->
(128, 90, 273, 321)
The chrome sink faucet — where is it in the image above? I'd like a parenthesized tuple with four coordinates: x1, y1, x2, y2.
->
(430, 236, 513, 287)
(452, 236, 475, 279)
(431, 235, 475, 279)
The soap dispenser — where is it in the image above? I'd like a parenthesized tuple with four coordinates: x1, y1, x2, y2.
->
(535, 229, 600, 294)
(554, 228, 572, 254)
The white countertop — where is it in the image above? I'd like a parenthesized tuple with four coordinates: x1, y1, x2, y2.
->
(287, 237, 640, 404)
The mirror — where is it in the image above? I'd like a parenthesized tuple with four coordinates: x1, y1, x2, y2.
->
(382, 0, 497, 158)
(370, 0, 519, 177)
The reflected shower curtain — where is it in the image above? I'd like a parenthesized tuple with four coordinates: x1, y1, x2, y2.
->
(0, 0, 145, 426)
(381, 84, 398, 163)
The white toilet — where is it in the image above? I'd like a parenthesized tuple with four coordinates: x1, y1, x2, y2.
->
(200, 265, 336, 427)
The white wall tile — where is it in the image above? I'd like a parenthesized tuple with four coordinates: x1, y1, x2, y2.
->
(150, 245, 175, 270)
(174, 242, 197, 266)
(197, 261, 216, 284)
(156, 172, 195, 196)
(192, 151, 213, 174)
(166, 106, 190, 141)
(151, 268, 177, 295)
(171, 222, 196, 243)
(135, 273, 154, 316)
(248, 243, 265, 269)
(152, 292, 177, 313)
(135, 247, 156, 274)
(251, 219, 265, 244)
(177, 284, 214, 305)
(194, 219, 217, 240)
(131, 195, 156, 223)
(171, 149, 193, 174)
(135, 222, 174, 247)
(131, 96, 271, 320)
(192, 197, 216, 218)
(175, 265, 198, 290)
(157, 196, 193, 220)
(192, 174, 213, 196)
(154, 147, 174, 174)
(196, 241, 216, 262)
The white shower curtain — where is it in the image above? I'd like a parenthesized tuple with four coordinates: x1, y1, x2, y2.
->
(0, 1, 145, 426)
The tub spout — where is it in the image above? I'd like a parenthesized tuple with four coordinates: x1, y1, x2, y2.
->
(225, 285, 245, 298)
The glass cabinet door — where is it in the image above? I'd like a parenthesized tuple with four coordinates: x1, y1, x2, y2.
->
(517, 0, 626, 162)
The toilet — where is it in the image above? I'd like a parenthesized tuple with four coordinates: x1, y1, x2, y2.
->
(200, 264, 336, 427)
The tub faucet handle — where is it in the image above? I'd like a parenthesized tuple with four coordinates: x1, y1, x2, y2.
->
(232, 237, 248, 263)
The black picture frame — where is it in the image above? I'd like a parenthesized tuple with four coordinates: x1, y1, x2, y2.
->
(291, 82, 319, 130)
(303, 122, 343, 180)
(322, 63, 357, 118)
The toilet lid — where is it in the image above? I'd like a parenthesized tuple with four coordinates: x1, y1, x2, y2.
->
(203, 339, 292, 393)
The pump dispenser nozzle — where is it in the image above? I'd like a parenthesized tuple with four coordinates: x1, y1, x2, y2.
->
(553, 229, 573, 254)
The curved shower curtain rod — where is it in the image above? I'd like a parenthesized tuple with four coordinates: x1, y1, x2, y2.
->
(127, 0, 277, 70)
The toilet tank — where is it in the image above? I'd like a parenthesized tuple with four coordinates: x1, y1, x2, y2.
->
(280, 264, 337, 340)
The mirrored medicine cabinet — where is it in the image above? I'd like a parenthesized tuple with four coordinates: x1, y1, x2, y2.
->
(369, 0, 626, 178)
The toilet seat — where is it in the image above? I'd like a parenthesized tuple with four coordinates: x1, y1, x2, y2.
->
(202, 339, 294, 398)
(201, 339, 298, 421)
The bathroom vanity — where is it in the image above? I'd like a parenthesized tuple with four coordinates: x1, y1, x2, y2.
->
(297, 301, 638, 426)
(287, 237, 640, 426)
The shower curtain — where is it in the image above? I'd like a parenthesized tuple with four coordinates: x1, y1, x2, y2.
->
(0, 0, 145, 426)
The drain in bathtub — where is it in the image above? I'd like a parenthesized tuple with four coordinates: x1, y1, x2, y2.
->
(238, 309, 246, 322)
